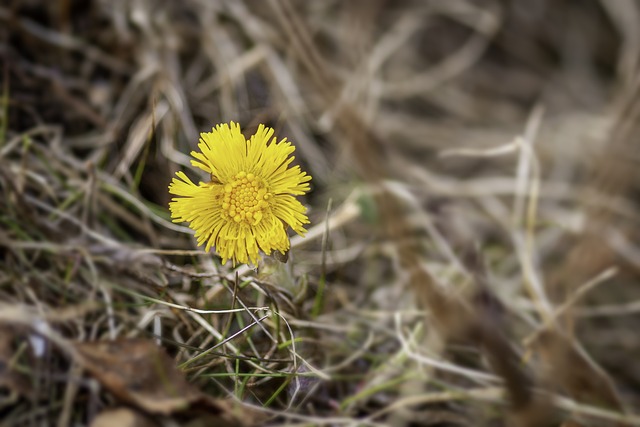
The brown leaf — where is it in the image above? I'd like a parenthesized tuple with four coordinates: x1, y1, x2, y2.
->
(535, 328, 624, 412)
(90, 408, 158, 427)
(73, 338, 243, 424)
(0, 324, 32, 403)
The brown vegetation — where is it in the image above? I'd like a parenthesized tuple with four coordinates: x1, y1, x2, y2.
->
(1, 1, 640, 426)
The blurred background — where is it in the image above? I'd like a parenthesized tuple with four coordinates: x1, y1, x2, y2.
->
(1, 1, 640, 426)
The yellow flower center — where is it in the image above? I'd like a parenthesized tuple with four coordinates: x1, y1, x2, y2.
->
(221, 171, 271, 225)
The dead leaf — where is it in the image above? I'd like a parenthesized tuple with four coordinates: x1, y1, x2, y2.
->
(90, 407, 158, 427)
(534, 328, 624, 412)
(0, 324, 32, 404)
(73, 338, 244, 425)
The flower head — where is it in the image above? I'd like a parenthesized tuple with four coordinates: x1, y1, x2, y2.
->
(169, 122, 311, 265)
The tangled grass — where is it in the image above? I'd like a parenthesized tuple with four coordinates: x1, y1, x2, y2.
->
(1, 1, 640, 426)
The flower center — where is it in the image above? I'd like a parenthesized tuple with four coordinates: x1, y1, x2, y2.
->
(222, 171, 271, 225)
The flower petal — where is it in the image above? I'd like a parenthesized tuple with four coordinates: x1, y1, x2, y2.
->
(169, 122, 311, 266)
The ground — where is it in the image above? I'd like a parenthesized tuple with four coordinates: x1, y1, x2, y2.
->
(1, 1, 640, 426)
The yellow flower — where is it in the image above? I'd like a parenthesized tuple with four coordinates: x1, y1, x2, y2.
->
(169, 122, 311, 266)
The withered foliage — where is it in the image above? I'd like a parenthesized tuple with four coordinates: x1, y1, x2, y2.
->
(1, 1, 640, 426)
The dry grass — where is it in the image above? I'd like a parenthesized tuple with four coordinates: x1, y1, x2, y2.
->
(1, 1, 640, 426)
